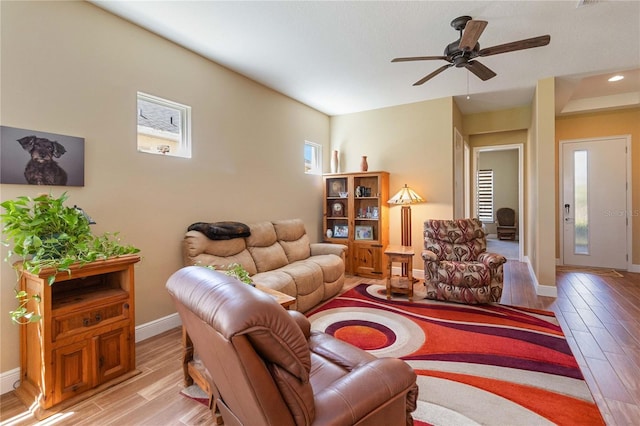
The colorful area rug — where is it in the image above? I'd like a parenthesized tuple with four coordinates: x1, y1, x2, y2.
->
(307, 284, 605, 426)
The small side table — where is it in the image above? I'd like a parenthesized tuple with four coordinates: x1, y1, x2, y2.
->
(384, 245, 414, 302)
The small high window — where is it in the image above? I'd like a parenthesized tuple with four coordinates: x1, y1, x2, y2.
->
(137, 92, 191, 158)
(304, 141, 322, 175)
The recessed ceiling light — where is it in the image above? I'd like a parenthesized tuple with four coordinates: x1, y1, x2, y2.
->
(608, 75, 624, 82)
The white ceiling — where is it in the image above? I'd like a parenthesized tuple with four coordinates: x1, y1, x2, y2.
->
(90, 0, 640, 116)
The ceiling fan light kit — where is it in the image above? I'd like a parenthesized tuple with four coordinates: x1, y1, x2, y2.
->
(392, 15, 551, 86)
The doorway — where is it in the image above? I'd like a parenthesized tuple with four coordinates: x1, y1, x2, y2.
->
(472, 144, 524, 261)
(560, 136, 630, 269)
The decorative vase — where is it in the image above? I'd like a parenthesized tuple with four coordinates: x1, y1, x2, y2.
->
(360, 156, 368, 172)
(331, 150, 339, 173)
(326, 229, 333, 238)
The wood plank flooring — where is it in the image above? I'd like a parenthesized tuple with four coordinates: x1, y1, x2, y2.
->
(1, 261, 638, 425)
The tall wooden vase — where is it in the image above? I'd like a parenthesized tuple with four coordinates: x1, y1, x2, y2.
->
(360, 156, 368, 172)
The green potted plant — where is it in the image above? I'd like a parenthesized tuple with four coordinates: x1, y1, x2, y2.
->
(200, 262, 254, 286)
(1, 192, 140, 324)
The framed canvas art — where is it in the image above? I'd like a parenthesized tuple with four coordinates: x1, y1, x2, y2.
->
(0, 126, 85, 186)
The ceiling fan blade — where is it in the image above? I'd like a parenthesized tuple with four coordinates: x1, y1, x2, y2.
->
(413, 64, 453, 86)
(459, 19, 487, 51)
(464, 60, 497, 81)
(392, 56, 448, 62)
(478, 35, 551, 57)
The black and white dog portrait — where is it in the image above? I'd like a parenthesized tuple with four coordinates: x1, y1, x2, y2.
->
(18, 136, 68, 185)
(1, 126, 84, 186)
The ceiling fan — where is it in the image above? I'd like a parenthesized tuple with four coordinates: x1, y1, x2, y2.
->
(392, 16, 550, 86)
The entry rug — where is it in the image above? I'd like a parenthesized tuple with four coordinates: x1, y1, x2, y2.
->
(556, 265, 624, 277)
(307, 284, 605, 426)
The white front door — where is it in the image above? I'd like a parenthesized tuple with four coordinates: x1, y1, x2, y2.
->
(561, 137, 629, 269)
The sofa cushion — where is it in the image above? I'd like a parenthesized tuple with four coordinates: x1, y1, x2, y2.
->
(247, 221, 289, 273)
(278, 261, 324, 312)
(274, 219, 312, 263)
(252, 271, 298, 310)
(305, 254, 345, 283)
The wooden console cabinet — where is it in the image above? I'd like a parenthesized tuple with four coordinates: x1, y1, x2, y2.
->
(14, 255, 141, 419)
(323, 171, 389, 278)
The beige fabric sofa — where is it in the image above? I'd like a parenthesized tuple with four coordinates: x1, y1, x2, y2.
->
(183, 219, 347, 312)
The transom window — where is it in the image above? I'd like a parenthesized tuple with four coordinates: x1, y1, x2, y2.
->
(304, 141, 322, 175)
(137, 92, 191, 158)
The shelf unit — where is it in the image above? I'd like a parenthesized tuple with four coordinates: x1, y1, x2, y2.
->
(323, 171, 389, 278)
(14, 255, 141, 419)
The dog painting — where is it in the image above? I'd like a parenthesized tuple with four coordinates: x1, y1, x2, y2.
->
(1, 126, 84, 186)
(18, 136, 68, 185)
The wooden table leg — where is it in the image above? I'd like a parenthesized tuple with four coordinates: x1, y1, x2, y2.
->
(386, 255, 392, 300)
(182, 327, 194, 387)
(407, 256, 413, 302)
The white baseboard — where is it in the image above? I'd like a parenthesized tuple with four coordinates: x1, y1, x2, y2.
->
(0, 368, 20, 396)
(134, 312, 182, 343)
(1, 313, 183, 395)
(524, 256, 558, 298)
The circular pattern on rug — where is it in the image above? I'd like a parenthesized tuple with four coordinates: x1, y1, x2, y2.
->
(308, 307, 425, 358)
(326, 320, 396, 350)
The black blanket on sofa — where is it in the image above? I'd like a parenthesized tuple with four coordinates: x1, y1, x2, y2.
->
(188, 221, 251, 240)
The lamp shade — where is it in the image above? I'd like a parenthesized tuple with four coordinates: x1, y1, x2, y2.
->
(387, 184, 424, 205)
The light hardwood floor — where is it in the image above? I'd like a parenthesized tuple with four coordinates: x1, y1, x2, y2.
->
(1, 261, 639, 425)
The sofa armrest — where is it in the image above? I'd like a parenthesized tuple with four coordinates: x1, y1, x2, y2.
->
(421, 249, 437, 262)
(313, 358, 418, 426)
(311, 243, 347, 259)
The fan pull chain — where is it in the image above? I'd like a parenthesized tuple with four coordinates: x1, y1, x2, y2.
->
(466, 70, 470, 100)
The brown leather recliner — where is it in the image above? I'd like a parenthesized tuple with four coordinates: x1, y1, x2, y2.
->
(166, 266, 418, 426)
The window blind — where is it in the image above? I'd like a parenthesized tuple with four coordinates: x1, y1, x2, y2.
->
(477, 169, 494, 222)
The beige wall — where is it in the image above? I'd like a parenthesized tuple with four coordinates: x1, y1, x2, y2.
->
(0, 1, 329, 373)
(465, 107, 531, 135)
(530, 78, 557, 287)
(330, 98, 455, 254)
(555, 108, 640, 263)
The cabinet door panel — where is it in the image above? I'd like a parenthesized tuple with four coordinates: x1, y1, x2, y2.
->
(96, 327, 130, 383)
(53, 341, 91, 405)
(353, 244, 384, 277)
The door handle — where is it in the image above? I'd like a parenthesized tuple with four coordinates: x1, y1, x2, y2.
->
(564, 204, 570, 215)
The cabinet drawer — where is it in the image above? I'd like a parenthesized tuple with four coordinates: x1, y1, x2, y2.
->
(53, 298, 130, 341)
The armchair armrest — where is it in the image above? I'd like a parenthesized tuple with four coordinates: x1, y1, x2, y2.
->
(313, 358, 418, 426)
(421, 249, 438, 262)
(477, 252, 507, 268)
(288, 310, 311, 339)
(311, 243, 347, 260)
(309, 331, 376, 370)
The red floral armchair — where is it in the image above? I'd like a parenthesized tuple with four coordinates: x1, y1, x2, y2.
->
(422, 218, 506, 304)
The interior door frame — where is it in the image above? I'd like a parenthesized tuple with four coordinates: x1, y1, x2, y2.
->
(558, 135, 632, 270)
(472, 143, 524, 261)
